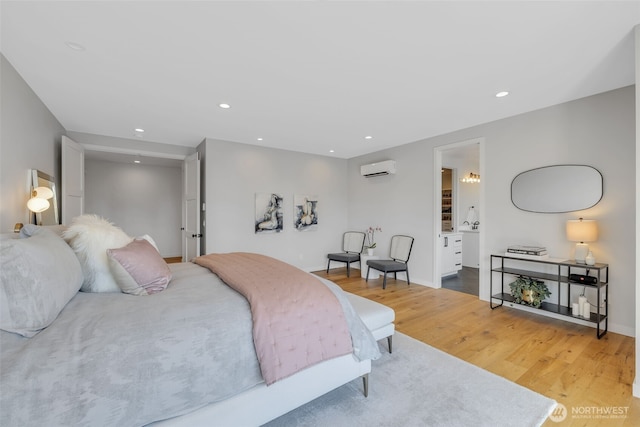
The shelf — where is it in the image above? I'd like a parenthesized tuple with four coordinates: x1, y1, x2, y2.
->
(491, 267, 565, 283)
(491, 293, 607, 322)
(491, 267, 607, 288)
(490, 254, 608, 339)
(500, 254, 608, 270)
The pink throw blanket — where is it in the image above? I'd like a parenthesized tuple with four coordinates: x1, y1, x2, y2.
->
(194, 252, 353, 385)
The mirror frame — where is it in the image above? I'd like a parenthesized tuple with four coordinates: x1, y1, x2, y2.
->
(511, 164, 603, 213)
(31, 169, 59, 225)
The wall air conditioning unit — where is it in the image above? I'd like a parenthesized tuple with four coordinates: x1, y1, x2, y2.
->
(361, 160, 396, 178)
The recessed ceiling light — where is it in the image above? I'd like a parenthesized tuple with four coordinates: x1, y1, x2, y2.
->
(257, 137, 263, 141)
(219, 103, 231, 109)
(364, 136, 373, 140)
(65, 41, 85, 51)
(329, 150, 335, 153)
(135, 128, 144, 133)
(496, 91, 509, 98)
(134, 160, 141, 164)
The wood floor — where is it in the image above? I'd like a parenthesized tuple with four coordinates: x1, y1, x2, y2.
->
(316, 267, 640, 426)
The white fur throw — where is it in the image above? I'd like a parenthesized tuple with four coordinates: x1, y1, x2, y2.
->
(63, 215, 133, 292)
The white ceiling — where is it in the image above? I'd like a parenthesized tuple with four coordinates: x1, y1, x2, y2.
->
(2, 1, 638, 159)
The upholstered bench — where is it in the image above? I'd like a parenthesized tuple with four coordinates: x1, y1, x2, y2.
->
(345, 293, 395, 353)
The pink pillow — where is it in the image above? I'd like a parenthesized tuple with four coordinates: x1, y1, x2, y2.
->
(107, 238, 171, 295)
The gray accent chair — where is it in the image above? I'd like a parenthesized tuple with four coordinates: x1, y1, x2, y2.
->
(326, 231, 366, 277)
(366, 235, 414, 289)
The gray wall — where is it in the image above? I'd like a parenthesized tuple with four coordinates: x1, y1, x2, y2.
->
(202, 138, 349, 271)
(633, 24, 639, 398)
(85, 159, 182, 257)
(0, 55, 65, 232)
(349, 86, 635, 336)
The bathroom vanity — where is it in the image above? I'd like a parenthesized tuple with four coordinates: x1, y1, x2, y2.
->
(441, 232, 463, 277)
(461, 229, 479, 268)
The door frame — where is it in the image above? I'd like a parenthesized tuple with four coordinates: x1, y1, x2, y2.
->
(433, 137, 485, 295)
(182, 152, 201, 261)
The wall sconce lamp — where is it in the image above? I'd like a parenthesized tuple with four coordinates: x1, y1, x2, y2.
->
(27, 186, 54, 213)
(460, 173, 480, 183)
(566, 218, 598, 264)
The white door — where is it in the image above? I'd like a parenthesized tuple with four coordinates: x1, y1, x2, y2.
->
(183, 152, 201, 261)
(61, 136, 84, 224)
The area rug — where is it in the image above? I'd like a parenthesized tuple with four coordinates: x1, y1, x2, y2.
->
(265, 332, 556, 427)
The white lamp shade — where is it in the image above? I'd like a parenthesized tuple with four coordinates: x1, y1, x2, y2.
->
(27, 197, 50, 213)
(33, 186, 54, 200)
(566, 219, 598, 243)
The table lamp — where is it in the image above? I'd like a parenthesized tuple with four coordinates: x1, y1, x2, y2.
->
(566, 218, 597, 263)
(26, 187, 53, 213)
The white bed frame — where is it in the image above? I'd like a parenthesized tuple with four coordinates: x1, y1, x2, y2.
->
(153, 354, 370, 426)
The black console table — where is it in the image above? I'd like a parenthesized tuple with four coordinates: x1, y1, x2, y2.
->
(490, 254, 609, 338)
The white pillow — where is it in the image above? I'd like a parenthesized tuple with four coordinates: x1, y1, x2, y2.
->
(63, 215, 132, 293)
(0, 228, 83, 337)
(139, 234, 160, 252)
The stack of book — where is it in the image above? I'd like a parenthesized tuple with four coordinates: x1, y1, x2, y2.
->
(506, 245, 548, 259)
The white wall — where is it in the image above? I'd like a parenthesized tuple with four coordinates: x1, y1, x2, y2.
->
(84, 159, 182, 257)
(349, 86, 635, 337)
(0, 55, 65, 232)
(202, 138, 349, 271)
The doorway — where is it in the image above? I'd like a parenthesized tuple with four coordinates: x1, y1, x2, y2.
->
(433, 138, 484, 297)
(441, 168, 453, 232)
(83, 150, 184, 259)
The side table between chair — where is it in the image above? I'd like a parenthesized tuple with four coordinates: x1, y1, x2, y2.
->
(360, 254, 380, 279)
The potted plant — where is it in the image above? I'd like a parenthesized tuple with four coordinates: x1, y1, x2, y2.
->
(508, 276, 551, 308)
(365, 226, 381, 255)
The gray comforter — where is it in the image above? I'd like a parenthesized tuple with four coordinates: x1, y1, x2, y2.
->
(0, 262, 379, 426)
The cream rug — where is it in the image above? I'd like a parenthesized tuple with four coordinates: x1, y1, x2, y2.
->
(265, 332, 556, 427)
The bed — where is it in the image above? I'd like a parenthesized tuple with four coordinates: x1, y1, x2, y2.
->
(0, 221, 380, 426)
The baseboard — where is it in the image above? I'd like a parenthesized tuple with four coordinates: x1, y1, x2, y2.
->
(607, 322, 634, 338)
(306, 264, 328, 273)
(405, 277, 435, 288)
(314, 265, 435, 289)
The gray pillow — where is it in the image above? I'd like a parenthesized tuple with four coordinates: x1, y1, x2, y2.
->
(19, 223, 67, 238)
(0, 228, 83, 337)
